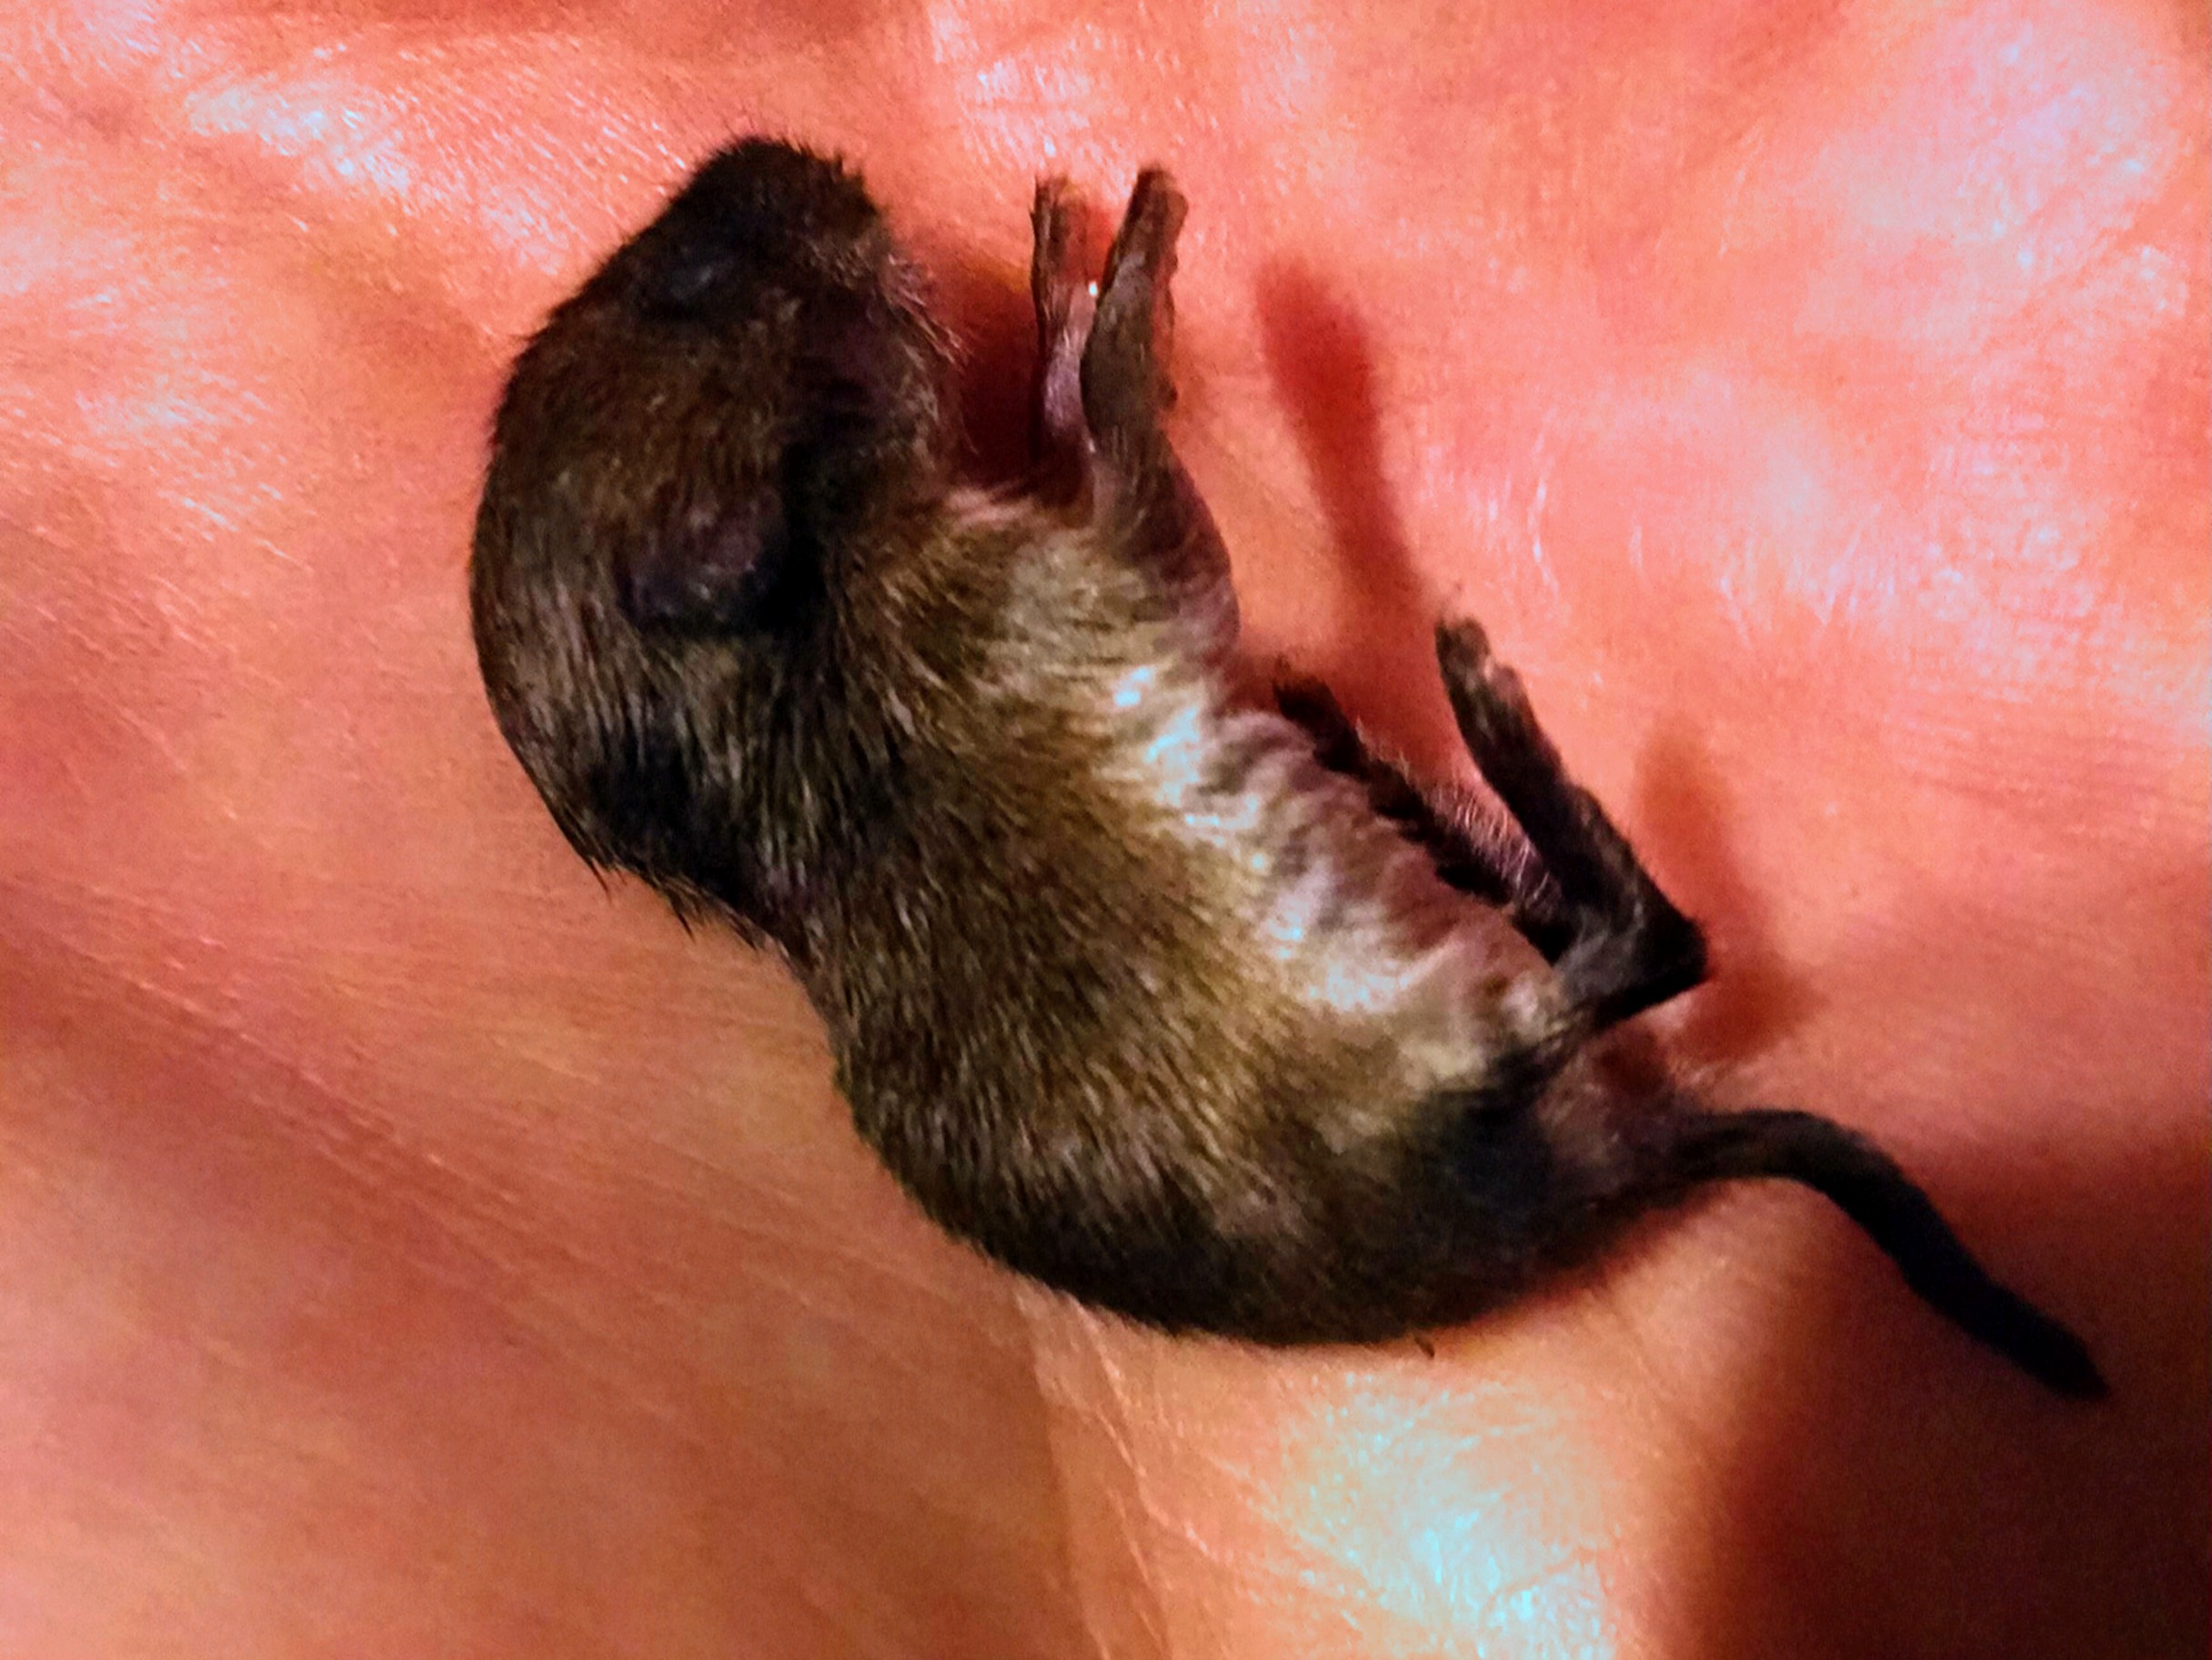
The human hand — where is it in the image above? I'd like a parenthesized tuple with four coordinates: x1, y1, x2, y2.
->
(3, 2, 2202, 1653)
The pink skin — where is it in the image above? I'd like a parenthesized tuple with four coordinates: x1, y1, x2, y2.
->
(2, 3, 2204, 1655)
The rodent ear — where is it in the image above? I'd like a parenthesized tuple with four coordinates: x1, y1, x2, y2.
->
(610, 283, 932, 640)
(617, 488, 802, 634)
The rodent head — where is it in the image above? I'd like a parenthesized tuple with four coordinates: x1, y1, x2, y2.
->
(469, 139, 948, 923)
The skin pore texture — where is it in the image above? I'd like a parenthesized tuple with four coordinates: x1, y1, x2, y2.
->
(1, 1, 2205, 1655)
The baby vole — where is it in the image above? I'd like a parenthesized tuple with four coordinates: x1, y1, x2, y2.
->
(470, 138, 2103, 1397)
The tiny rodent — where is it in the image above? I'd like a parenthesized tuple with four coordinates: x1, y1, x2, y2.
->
(469, 137, 2103, 1398)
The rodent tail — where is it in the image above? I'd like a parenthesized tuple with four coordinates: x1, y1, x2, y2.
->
(1658, 1107, 2106, 1400)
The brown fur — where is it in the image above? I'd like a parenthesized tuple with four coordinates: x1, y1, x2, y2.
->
(469, 138, 2102, 1393)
